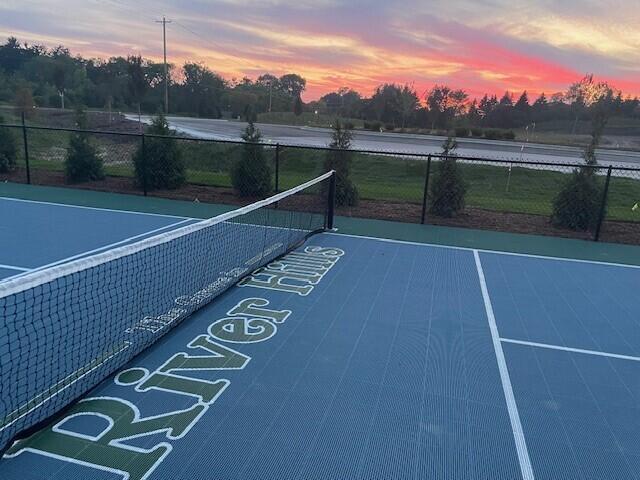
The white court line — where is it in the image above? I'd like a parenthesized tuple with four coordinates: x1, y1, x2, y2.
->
(501, 338, 640, 363)
(0, 263, 30, 272)
(474, 250, 535, 480)
(326, 231, 640, 270)
(5, 218, 193, 282)
(0, 196, 193, 220)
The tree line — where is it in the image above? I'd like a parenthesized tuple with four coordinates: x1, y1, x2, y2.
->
(1, 37, 639, 133)
(0, 37, 305, 119)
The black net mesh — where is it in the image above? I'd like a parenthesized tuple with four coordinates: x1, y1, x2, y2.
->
(0, 171, 333, 453)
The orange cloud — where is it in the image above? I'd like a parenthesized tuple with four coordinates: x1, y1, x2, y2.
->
(1, 0, 638, 100)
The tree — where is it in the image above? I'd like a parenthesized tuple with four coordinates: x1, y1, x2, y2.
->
(429, 136, 467, 217)
(552, 79, 615, 231)
(64, 108, 104, 183)
(133, 114, 185, 190)
(499, 92, 513, 107)
(466, 100, 481, 126)
(324, 119, 358, 206)
(293, 95, 303, 116)
(532, 93, 548, 121)
(426, 86, 467, 130)
(278, 74, 306, 98)
(51, 48, 73, 109)
(399, 84, 419, 128)
(478, 94, 498, 122)
(0, 115, 18, 173)
(127, 55, 149, 128)
(514, 91, 531, 126)
(231, 121, 272, 197)
(14, 85, 35, 118)
(181, 62, 225, 117)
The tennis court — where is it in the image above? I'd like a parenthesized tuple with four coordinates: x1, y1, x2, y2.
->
(1, 174, 640, 479)
(0, 196, 198, 282)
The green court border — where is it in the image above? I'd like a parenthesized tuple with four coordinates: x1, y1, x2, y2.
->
(2, 182, 639, 267)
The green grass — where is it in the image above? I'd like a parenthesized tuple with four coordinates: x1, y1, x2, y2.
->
(14, 132, 640, 222)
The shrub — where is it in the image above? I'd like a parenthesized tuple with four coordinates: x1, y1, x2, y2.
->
(429, 136, 467, 217)
(364, 121, 382, 132)
(0, 117, 18, 173)
(343, 121, 355, 130)
(470, 128, 483, 137)
(454, 127, 469, 137)
(484, 129, 502, 140)
(551, 168, 603, 231)
(324, 119, 358, 206)
(64, 109, 105, 183)
(231, 121, 272, 197)
(384, 123, 395, 131)
(503, 130, 516, 140)
(133, 114, 185, 190)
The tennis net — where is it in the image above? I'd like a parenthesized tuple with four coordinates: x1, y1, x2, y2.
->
(0, 170, 336, 453)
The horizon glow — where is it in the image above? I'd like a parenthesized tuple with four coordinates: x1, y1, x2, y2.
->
(1, 0, 638, 101)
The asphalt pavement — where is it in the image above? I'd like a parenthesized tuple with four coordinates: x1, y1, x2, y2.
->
(130, 114, 640, 168)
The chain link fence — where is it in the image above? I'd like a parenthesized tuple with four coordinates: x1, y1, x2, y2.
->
(1, 121, 639, 245)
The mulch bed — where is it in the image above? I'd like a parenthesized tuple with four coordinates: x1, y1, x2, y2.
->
(2, 169, 639, 246)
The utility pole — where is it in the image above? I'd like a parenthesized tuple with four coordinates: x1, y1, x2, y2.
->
(156, 16, 172, 114)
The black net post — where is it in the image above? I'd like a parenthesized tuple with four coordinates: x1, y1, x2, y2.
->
(21, 112, 31, 185)
(275, 143, 280, 194)
(327, 170, 336, 230)
(141, 133, 148, 196)
(274, 143, 280, 209)
(420, 154, 432, 224)
(594, 165, 612, 242)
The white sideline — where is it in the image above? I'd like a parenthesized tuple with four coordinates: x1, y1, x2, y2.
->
(474, 250, 535, 480)
(0, 263, 31, 272)
(7, 218, 193, 281)
(326, 232, 640, 270)
(0, 171, 334, 299)
(0, 196, 191, 220)
(501, 338, 640, 363)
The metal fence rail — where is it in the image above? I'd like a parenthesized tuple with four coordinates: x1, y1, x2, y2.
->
(1, 120, 639, 245)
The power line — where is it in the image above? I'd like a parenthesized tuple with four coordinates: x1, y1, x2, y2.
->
(172, 19, 225, 50)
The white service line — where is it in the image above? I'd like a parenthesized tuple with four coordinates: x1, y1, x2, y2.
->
(501, 338, 640, 363)
(325, 231, 640, 270)
(7, 218, 193, 280)
(474, 249, 535, 480)
(0, 263, 31, 272)
(0, 196, 192, 220)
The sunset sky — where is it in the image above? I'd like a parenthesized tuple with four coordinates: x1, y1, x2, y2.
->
(1, 0, 639, 100)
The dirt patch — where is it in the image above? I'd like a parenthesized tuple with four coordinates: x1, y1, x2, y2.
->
(336, 199, 640, 244)
(2, 169, 639, 245)
(20, 109, 143, 134)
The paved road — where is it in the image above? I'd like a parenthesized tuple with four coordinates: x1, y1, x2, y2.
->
(131, 115, 640, 168)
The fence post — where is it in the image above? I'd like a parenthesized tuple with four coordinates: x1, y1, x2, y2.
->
(420, 155, 432, 224)
(141, 134, 148, 196)
(21, 112, 31, 185)
(327, 171, 336, 230)
(593, 165, 612, 242)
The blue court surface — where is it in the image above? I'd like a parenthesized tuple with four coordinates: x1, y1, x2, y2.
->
(2, 197, 640, 480)
(0, 196, 196, 281)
